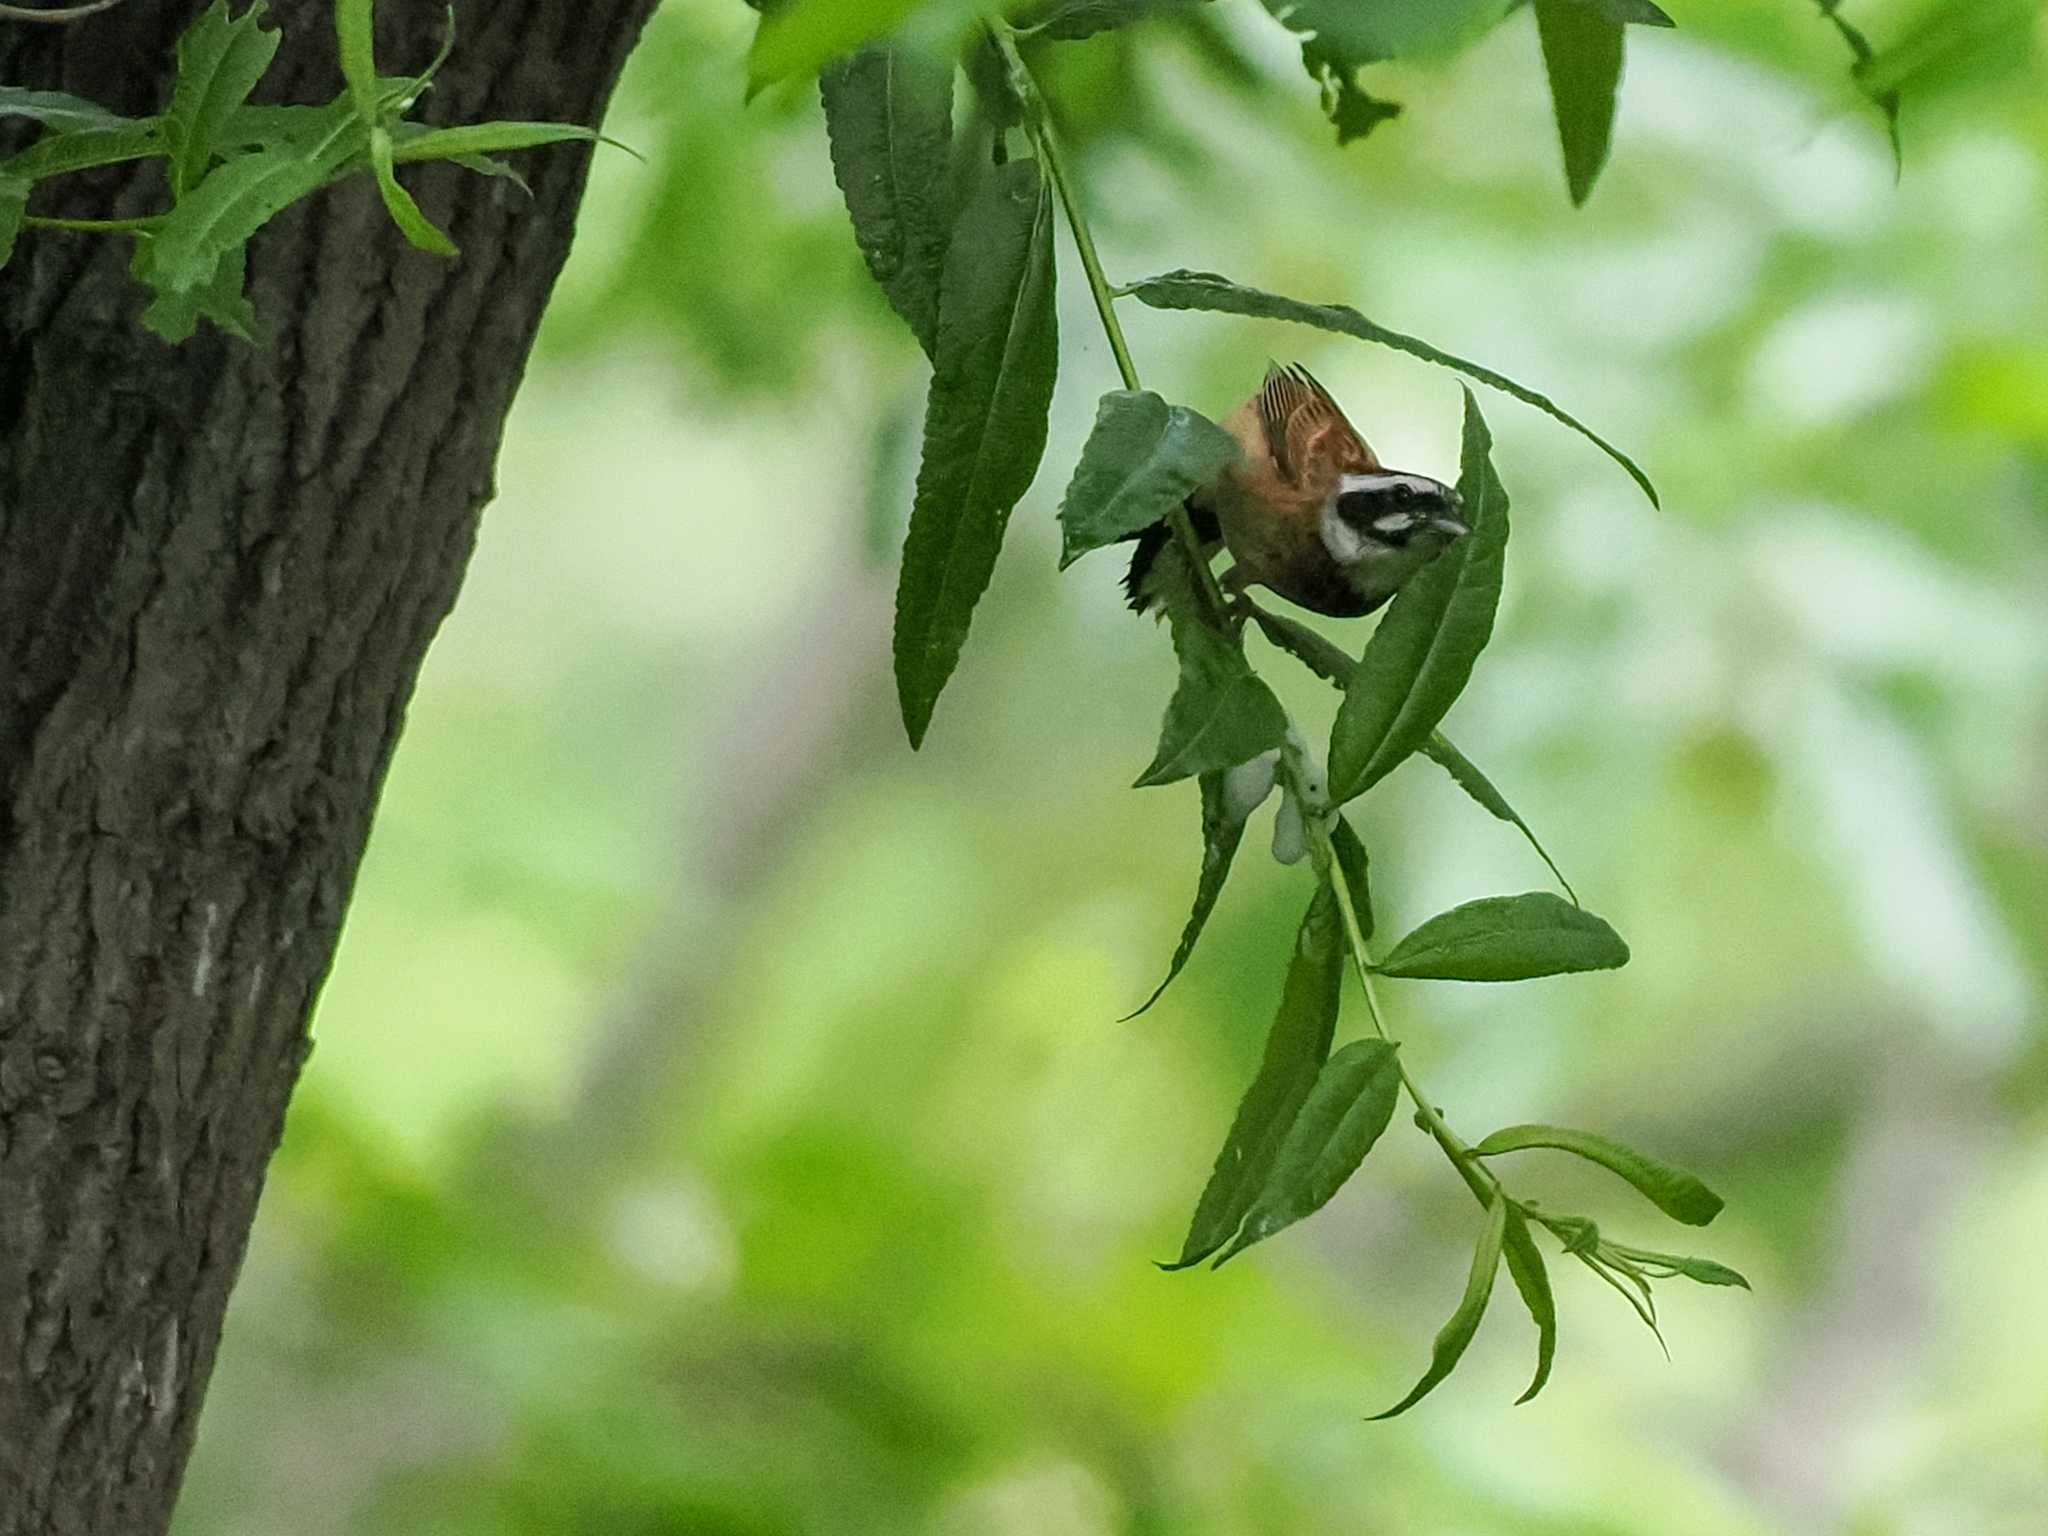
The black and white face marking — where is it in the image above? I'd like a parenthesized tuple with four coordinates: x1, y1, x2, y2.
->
(1319, 471, 1467, 567)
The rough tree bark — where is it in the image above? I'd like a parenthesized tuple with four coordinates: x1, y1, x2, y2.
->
(0, 2, 660, 1530)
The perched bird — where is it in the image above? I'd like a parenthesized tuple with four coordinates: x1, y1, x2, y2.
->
(1125, 364, 1469, 619)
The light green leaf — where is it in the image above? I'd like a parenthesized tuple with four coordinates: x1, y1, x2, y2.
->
(1328, 814, 1373, 943)
(164, 0, 282, 198)
(1423, 733, 1577, 903)
(0, 176, 28, 273)
(1568, 0, 1672, 25)
(390, 121, 609, 165)
(1135, 612, 1289, 787)
(1124, 269, 1657, 506)
(1535, 0, 1624, 206)
(1373, 891, 1627, 982)
(1017, 0, 1209, 42)
(893, 158, 1058, 747)
(0, 124, 162, 183)
(336, 0, 381, 121)
(138, 243, 256, 344)
(1606, 1241, 1751, 1289)
(819, 41, 954, 358)
(0, 88, 137, 134)
(368, 125, 458, 255)
(1164, 884, 1344, 1270)
(147, 103, 367, 293)
(746, 0, 928, 98)
(1123, 756, 1274, 1020)
(1500, 1205, 1557, 1403)
(1474, 1124, 1725, 1226)
(1216, 1038, 1401, 1264)
(1058, 390, 1239, 568)
(1328, 389, 1506, 805)
(1369, 1193, 1508, 1419)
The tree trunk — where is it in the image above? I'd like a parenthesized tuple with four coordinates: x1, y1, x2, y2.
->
(0, 2, 659, 1529)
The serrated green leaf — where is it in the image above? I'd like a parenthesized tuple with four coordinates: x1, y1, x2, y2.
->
(1535, 0, 1624, 206)
(1016, 0, 1208, 42)
(1124, 270, 1657, 506)
(893, 158, 1057, 747)
(819, 42, 954, 358)
(0, 88, 137, 134)
(164, 0, 282, 198)
(1423, 733, 1577, 903)
(0, 124, 162, 183)
(137, 242, 255, 344)
(746, 0, 927, 98)
(1500, 1205, 1557, 1403)
(147, 104, 367, 293)
(1369, 1193, 1507, 1419)
(1163, 884, 1344, 1270)
(336, 0, 381, 121)
(1135, 612, 1289, 787)
(1372, 891, 1627, 982)
(1216, 1038, 1401, 1264)
(1123, 756, 1274, 1020)
(1058, 390, 1239, 568)
(368, 124, 458, 256)
(0, 176, 28, 273)
(1328, 390, 1506, 805)
(1328, 814, 1373, 943)
(1474, 1124, 1724, 1226)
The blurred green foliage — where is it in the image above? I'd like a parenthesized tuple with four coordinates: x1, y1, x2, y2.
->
(174, 1, 2046, 1532)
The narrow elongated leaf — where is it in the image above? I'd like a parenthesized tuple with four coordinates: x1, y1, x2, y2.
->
(0, 88, 136, 134)
(1135, 612, 1289, 787)
(820, 42, 954, 357)
(1125, 270, 1656, 506)
(1604, 1241, 1750, 1288)
(0, 176, 28, 273)
(1059, 390, 1238, 567)
(1327, 814, 1373, 943)
(1, 124, 161, 183)
(147, 104, 367, 293)
(165, 0, 281, 197)
(1373, 891, 1627, 981)
(1369, 1193, 1508, 1418)
(389, 121, 606, 164)
(893, 159, 1057, 747)
(1535, 0, 1624, 206)
(335, 0, 381, 120)
(1123, 755, 1275, 1019)
(1216, 1038, 1401, 1264)
(1500, 1205, 1557, 1403)
(1164, 885, 1343, 1270)
(1423, 733, 1577, 903)
(1329, 390, 1506, 805)
(1249, 604, 1356, 687)
(1474, 1124, 1724, 1226)
(367, 125, 458, 255)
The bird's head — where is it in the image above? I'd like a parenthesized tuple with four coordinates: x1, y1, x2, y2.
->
(1317, 470, 1469, 605)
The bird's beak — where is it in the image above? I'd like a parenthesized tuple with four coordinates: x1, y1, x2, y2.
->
(1430, 496, 1469, 539)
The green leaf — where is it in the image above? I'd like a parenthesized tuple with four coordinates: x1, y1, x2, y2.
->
(1535, 0, 1623, 206)
(1123, 756, 1274, 1020)
(1327, 814, 1373, 943)
(892, 158, 1058, 747)
(1372, 891, 1628, 982)
(164, 0, 282, 198)
(1369, 1193, 1508, 1419)
(1500, 1205, 1557, 1403)
(1135, 611, 1289, 787)
(147, 105, 368, 293)
(138, 242, 256, 344)
(1473, 1124, 1724, 1226)
(0, 124, 162, 183)
(368, 125, 458, 256)
(335, 0, 381, 122)
(1057, 390, 1239, 568)
(1607, 1242, 1750, 1289)
(1216, 1038, 1401, 1264)
(1299, 33, 1402, 146)
(1017, 0, 1209, 42)
(1423, 733, 1577, 903)
(819, 42, 955, 358)
(1248, 604, 1356, 688)
(746, 0, 927, 98)
(1164, 884, 1344, 1270)
(1567, 0, 1672, 25)
(1124, 270, 1657, 506)
(389, 121, 607, 164)
(0, 88, 137, 134)
(1328, 389, 1506, 805)
(443, 150, 529, 195)
(1814, 0, 1901, 171)
(0, 176, 28, 273)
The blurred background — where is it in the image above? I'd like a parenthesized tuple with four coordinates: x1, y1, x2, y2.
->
(173, 1, 2046, 1532)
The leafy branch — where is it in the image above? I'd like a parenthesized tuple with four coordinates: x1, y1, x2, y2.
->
(802, 2, 1748, 1413)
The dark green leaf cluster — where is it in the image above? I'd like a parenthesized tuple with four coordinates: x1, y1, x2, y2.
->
(0, 0, 610, 342)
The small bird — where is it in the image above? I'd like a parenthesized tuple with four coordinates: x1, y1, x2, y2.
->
(1125, 363, 1469, 619)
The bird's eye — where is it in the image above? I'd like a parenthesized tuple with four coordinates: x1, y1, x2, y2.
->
(1390, 483, 1414, 503)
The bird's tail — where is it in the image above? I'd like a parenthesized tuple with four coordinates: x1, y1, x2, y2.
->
(1122, 498, 1221, 614)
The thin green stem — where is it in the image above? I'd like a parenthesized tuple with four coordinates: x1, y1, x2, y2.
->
(22, 214, 158, 234)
